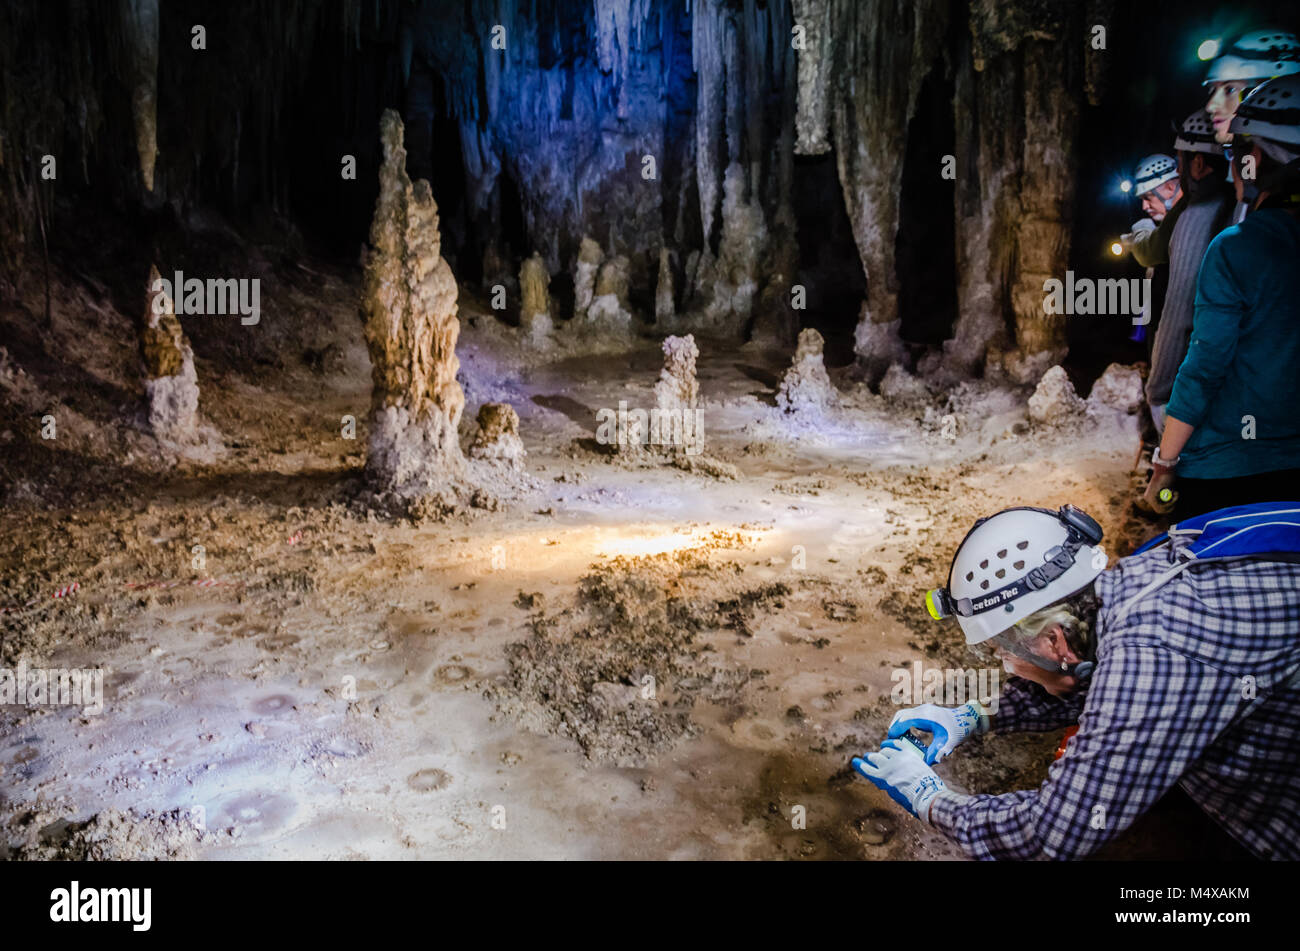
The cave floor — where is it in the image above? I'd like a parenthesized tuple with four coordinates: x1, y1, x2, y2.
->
(0, 270, 1145, 860)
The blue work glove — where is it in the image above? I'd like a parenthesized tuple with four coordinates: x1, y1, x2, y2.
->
(887, 701, 989, 765)
(851, 740, 947, 822)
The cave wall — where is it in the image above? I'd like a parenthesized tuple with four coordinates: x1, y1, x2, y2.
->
(409, 0, 796, 336)
(1, 0, 1104, 378)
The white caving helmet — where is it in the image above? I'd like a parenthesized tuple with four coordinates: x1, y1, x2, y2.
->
(1175, 111, 1226, 155)
(1204, 30, 1300, 85)
(1132, 153, 1179, 195)
(925, 505, 1107, 646)
(1230, 73, 1300, 163)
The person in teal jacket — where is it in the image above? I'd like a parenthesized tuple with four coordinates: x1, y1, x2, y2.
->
(1145, 75, 1300, 520)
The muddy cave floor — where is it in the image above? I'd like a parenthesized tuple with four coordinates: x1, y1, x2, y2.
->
(0, 262, 1159, 860)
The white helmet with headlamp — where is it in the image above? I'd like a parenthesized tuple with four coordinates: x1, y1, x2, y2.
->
(925, 505, 1107, 677)
(1229, 73, 1300, 165)
(1203, 30, 1300, 85)
(1131, 153, 1179, 195)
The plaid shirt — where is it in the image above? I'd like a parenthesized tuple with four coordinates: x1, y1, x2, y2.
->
(929, 534, 1300, 860)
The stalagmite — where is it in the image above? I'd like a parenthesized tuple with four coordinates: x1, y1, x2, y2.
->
(124, 0, 159, 192)
(655, 247, 675, 325)
(1087, 363, 1144, 415)
(519, 253, 552, 344)
(777, 328, 838, 414)
(584, 255, 634, 335)
(1027, 365, 1085, 425)
(359, 110, 467, 505)
(654, 334, 699, 415)
(469, 402, 526, 471)
(139, 264, 199, 442)
(573, 237, 603, 322)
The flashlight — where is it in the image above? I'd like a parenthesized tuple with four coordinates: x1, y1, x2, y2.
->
(1120, 179, 1133, 193)
(924, 588, 950, 620)
(897, 730, 930, 758)
(1198, 38, 1221, 61)
(1110, 240, 1125, 256)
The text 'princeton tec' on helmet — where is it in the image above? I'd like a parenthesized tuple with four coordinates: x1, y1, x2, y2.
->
(1230, 74, 1300, 147)
(945, 507, 1106, 645)
(1204, 30, 1300, 85)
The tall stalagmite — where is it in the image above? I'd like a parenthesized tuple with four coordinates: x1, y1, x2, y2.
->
(139, 264, 199, 442)
(519, 253, 552, 344)
(360, 110, 467, 502)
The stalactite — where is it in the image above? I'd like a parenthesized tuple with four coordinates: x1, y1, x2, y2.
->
(791, 0, 832, 155)
(123, 0, 159, 193)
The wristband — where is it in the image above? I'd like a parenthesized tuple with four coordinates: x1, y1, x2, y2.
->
(1152, 446, 1180, 468)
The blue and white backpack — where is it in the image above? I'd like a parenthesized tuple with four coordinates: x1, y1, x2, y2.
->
(1116, 502, 1300, 619)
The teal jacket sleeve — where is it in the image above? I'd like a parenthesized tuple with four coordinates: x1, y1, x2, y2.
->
(1165, 231, 1245, 428)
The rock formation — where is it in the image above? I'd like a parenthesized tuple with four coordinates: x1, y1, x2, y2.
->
(943, 0, 1097, 379)
(469, 402, 525, 470)
(573, 237, 603, 323)
(654, 334, 699, 415)
(123, 0, 159, 193)
(1087, 363, 1144, 415)
(519, 253, 552, 345)
(1027, 365, 1085, 425)
(655, 248, 675, 325)
(583, 256, 634, 336)
(139, 264, 198, 442)
(777, 328, 838, 415)
(359, 110, 467, 504)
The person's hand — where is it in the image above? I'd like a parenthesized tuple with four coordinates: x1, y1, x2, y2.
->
(851, 741, 947, 822)
(1119, 231, 1138, 251)
(886, 702, 988, 765)
(1139, 464, 1177, 514)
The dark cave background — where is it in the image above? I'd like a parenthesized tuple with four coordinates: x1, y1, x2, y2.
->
(2, 0, 1296, 382)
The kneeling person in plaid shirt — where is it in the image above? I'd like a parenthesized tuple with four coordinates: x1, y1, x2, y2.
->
(852, 504, 1300, 860)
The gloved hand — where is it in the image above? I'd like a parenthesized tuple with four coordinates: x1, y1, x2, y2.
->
(887, 701, 989, 765)
(1139, 464, 1177, 515)
(851, 740, 947, 822)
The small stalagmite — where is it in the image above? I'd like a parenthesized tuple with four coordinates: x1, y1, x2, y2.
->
(585, 254, 634, 334)
(654, 334, 699, 414)
(359, 109, 467, 502)
(776, 328, 837, 414)
(655, 247, 675, 324)
(139, 264, 199, 442)
(519, 253, 552, 344)
(1028, 365, 1085, 425)
(469, 402, 526, 471)
(573, 237, 603, 321)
